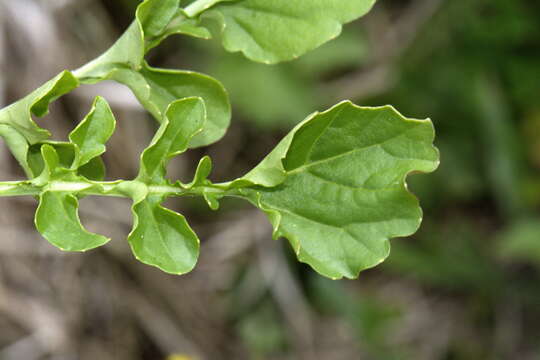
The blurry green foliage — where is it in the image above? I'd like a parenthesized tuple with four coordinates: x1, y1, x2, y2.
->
(385, 219, 501, 293)
(237, 301, 287, 358)
(497, 219, 540, 267)
(310, 275, 401, 358)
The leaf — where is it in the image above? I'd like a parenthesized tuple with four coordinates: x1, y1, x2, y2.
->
(138, 97, 206, 183)
(146, 17, 212, 51)
(136, 0, 212, 52)
(238, 114, 314, 187)
(111, 63, 230, 148)
(145, 8, 213, 51)
(126, 97, 205, 274)
(29, 141, 77, 180)
(236, 101, 439, 279)
(202, 0, 376, 63)
(32, 144, 61, 185)
(0, 71, 79, 172)
(186, 156, 221, 210)
(35, 191, 110, 251)
(69, 96, 116, 168)
(136, 0, 181, 39)
(128, 196, 200, 274)
(74, 21, 145, 82)
(188, 155, 213, 188)
(32, 145, 109, 251)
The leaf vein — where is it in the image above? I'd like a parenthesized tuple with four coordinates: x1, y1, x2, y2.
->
(287, 124, 423, 175)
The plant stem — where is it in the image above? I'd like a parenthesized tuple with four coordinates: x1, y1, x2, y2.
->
(0, 180, 227, 199)
(184, 0, 221, 18)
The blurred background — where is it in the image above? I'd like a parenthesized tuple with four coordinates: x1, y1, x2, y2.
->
(1, 0, 540, 359)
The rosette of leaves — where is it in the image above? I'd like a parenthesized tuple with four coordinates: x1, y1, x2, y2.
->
(0, 0, 439, 279)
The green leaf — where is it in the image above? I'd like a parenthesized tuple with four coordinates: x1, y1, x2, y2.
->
(138, 97, 206, 183)
(126, 97, 205, 273)
(31, 145, 109, 251)
(145, 17, 212, 51)
(35, 191, 110, 251)
(0, 71, 79, 172)
(202, 0, 376, 63)
(74, 21, 145, 82)
(236, 101, 439, 279)
(113, 64, 228, 147)
(137, 0, 210, 51)
(25, 71, 79, 119)
(34, 144, 61, 185)
(69, 96, 116, 168)
(28, 141, 77, 179)
(188, 155, 213, 187)
(238, 114, 315, 187)
(128, 195, 200, 274)
(136, 0, 181, 39)
(186, 156, 221, 210)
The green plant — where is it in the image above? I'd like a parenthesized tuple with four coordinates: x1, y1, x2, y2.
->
(0, 0, 439, 279)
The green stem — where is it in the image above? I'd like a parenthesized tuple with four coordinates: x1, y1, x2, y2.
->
(184, 0, 222, 18)
(0, 179, 228, 199)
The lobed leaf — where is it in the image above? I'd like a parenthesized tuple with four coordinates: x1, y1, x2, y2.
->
(235, 101, 439, 279)
(33, 144, 62, 184)
(73, 21, 145, 81)
(238, 115, 315, 187)
(33, 145, 109, 251)
(0, 71, 79, 173)
(200, 0, 377, 64)
(126, 97, 205, 274)
(128, 196, 200, 274)
(188, 156, 213, 188)
(26, 97, 116, 180)
(111, 64, 229, 148)
(69, 96, 116, 168)
(146, 18, 212, 52)
(28, 98, 118, 252)
(35, 191, 110, 251)
(137, 0, 181, 39)
(144, 7, 213, 51)
(138, 97, 206, 183)
(27, 142, 71, 179)
(185, 156, 221, 210)
(0, 71, 79, 142)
